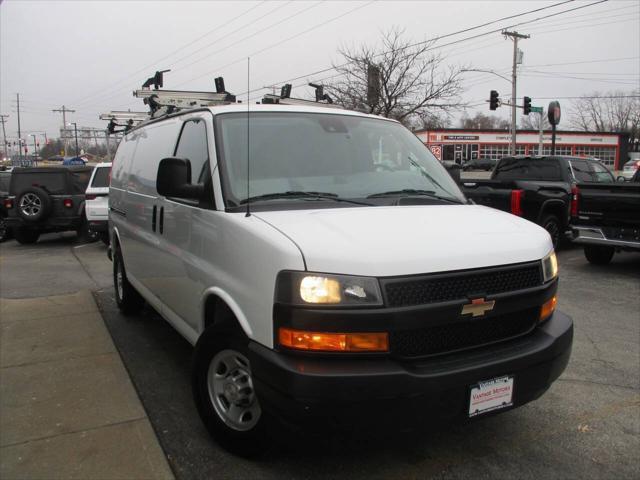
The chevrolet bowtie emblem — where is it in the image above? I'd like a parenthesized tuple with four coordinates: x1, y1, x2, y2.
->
(461, 298, 495, 317)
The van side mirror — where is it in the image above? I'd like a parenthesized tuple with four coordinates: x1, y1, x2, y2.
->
(156, 157, 205, 199)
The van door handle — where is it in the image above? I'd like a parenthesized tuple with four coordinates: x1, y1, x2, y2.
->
(159, 206, 164, 234)
(152, 205, 157, 232)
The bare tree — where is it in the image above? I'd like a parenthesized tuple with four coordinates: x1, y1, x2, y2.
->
(325, 28, 466, 128)
(570, 90, 640, 145)
(460, 112, 509, 130)
(520, 112, 551, 131)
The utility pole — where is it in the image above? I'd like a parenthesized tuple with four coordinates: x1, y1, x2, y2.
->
(538, 109, 544, 156)
(16, 94, 22, 160)
(502, 30, 529, 156)
(52, 105, 75, 155)
(0, 114, 8, 159)
(68, 122, 79, 156)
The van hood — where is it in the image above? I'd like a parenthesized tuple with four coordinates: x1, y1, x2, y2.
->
(255, 205, 552, 277)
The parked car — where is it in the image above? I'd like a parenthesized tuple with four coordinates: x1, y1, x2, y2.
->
(0, 170, 12, 242)
(109, 104, 572, 456)
(85, 162, 112, 244)
(4, 166, 93, 244)
(620, 159, 640, 180)
(462, 156, 615, 248)
(462, 157, 497, 171)
(571, 166, 640, 264)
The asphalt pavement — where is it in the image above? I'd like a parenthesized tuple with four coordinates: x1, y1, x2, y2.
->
(1, 233, 639, 479)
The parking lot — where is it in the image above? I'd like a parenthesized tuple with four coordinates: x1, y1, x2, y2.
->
(0, 233, 638, 479)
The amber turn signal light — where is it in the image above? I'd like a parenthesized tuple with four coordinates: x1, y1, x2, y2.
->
(539, 295, 557, 322)
(278, 328, 389, 352)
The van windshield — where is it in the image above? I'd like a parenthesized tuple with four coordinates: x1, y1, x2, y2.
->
(217, 112, 465, 207)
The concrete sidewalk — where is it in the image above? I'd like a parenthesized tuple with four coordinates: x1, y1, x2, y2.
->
(0, 290, 174, 480)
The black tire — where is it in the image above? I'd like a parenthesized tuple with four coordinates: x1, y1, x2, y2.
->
(192, 325, 269, 457)
(0, 217, 11, 242)
(76, 216, 97, 244)
(13, 227, 40, 244)
(113, 246, 144, 314)
(540, 214, 562, 250)
(16, 187, 52, 222)
(99, 231, 110, 246)
(584, 245, 615, 265)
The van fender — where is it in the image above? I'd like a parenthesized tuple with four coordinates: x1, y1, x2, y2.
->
(199, 287, 253, 339)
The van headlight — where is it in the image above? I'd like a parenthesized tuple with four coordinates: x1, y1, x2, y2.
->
(541, 251, 558, 283)
(275, 271, 383, 306)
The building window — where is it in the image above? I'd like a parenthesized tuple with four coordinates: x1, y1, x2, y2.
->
(542, 145, 573, 156)
(575, 146, 616, 167)
(480, 144, 511, 160)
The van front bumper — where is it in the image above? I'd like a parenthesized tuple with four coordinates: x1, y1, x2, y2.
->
(248, 310, 572, 428)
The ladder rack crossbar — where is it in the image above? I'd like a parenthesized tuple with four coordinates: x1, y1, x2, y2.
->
(262, 94, 342, 109)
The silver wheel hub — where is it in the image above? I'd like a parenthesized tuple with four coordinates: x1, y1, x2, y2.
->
(19, 193, 42, 217)
(208, 349, 261, 431)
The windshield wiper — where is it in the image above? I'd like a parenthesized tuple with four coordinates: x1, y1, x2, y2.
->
(240, 191, 372, 206)
(367, 189, 462, 204)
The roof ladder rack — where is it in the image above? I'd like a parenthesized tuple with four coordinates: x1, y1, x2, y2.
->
(134, 72, 236, 118)
(261, 83, 342, 109)
(99, 111, 149, 133)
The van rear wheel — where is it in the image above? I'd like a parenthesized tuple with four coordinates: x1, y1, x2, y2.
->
(192, 327, 268, 457)
(113, 246, 144, 314)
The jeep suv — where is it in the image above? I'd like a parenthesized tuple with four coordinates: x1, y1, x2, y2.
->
(4, 166, 93, 244)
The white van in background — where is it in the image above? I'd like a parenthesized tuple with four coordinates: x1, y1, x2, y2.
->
(109, 104, 572, 456)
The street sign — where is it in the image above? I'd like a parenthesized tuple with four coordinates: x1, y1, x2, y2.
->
(531, 106, 543, 113)
(548, 101, 561, 126)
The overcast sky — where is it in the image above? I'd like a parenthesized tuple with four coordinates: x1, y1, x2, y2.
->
(1, 0, 638, 140)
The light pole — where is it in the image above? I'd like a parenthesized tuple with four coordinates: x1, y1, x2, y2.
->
(68, 122, 79, 156)
(29, 134, 38, 163)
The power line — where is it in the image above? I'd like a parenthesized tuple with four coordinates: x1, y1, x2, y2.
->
(525, 56, 640, 68)
(73, 0, 324, 109)
(71, 1, 268, 106)
(245, 0, 606, 99)
(526, 15, 640, 36)
(176, 0, 377, 90)
(170, 1, 312, 74)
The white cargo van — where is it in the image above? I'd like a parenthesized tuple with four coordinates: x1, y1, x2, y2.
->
(109, 103, 572, 455)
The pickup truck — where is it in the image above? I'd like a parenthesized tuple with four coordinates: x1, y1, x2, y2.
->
(571, 169, 640, 264)
(461, 156, 615, 248)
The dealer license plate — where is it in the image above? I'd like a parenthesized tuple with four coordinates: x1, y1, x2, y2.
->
(468, 375, 514, 417)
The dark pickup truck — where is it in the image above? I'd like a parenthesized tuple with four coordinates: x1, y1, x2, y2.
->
(461, 156, 615, 248)
(571, 169, 640, 264)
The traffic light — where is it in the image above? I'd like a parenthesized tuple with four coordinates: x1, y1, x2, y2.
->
(489, 90, 499, 110)
(523, 96, 532, 115)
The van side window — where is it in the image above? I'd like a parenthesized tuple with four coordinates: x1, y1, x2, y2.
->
(175, 120, 210, 185)
(129, 122, 179, 196)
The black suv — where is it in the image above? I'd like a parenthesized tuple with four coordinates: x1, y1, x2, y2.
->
(4, 166, 93, 244)
(0, 170, 12, 242)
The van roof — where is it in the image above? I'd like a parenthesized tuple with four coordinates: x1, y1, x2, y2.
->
(203, 103, 396, 121)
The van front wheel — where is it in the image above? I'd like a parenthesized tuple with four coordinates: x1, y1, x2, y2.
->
(192, 329, 268, 457)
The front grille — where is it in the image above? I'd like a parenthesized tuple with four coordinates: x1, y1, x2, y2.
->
(390, 307, 538, 358)
(383, 262, 542, 308)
